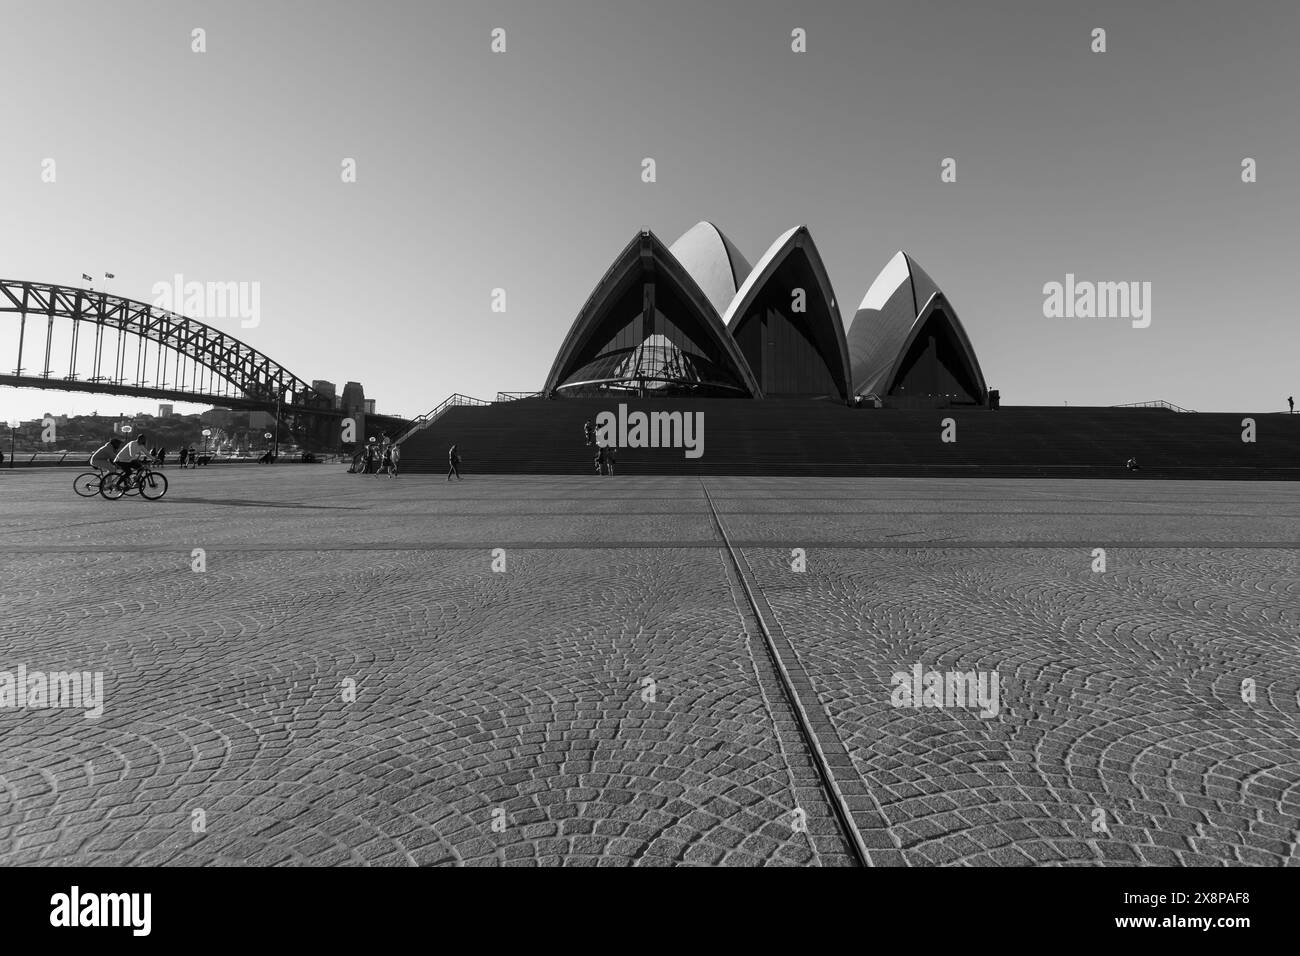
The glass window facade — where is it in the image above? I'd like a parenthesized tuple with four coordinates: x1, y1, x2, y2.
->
(556, 272, 749, 397)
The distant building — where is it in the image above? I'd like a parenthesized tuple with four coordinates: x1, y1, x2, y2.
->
(364, 399, 376, 415)
(341, 382, 367, 442)
(158, 403, 174, 417)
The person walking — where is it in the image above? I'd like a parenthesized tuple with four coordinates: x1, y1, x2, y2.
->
(386, 441, 400, 478)
(604, 444, 616, 477)
(447, 443, 463, 481)
(177, 446, 188, 469)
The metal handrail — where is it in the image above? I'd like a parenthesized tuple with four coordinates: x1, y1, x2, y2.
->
(1112, 400, 1197, 413)
(394, 393, 489, 443)
(495, 391, 543, 402)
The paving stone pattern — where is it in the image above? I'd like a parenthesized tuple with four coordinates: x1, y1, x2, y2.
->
(0, 468, 1295, 866)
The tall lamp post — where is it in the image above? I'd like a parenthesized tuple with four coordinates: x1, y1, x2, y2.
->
(201, 428, 211, 458)
(8, 419, 17, 468)
(263, 432, 272, 462)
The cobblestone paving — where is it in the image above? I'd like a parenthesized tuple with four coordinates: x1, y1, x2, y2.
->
(744, 547, 1300, 866)
(0, 468, 1295, 866)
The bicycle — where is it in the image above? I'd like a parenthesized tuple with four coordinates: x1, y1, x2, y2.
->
(100, 462, 169, 500)
(73, 471, 109, 497)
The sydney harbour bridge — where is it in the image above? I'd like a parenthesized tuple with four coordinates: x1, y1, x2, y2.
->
(0, 279, 400, 451)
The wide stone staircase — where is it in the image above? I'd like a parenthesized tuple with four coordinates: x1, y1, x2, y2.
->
(398, 396, 1300, 479)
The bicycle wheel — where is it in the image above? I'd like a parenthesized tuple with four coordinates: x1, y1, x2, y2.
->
(73, 472, 102, 497)
(139, 471, 168, 500)
(99, 473, 126, 500)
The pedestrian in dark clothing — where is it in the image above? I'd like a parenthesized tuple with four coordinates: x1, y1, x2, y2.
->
(447, 444, 463, 481)
(377, 436, 397, 477)
(583, 421, 594, 446)
(178, 447, 188, 468)
(1289, 396, 1295, 414)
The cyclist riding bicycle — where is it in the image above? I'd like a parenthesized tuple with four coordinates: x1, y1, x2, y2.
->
(89, 437, 123, 476)
(113, 432, 153, 485)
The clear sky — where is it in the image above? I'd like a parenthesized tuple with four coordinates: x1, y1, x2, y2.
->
(2, 0, 1297, 422)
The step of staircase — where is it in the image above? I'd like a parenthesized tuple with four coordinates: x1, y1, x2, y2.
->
(398, 398, 1300, 479)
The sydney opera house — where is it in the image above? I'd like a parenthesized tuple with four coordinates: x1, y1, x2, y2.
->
(544, 221, 989, 409)
(399, 222, 1298, 478)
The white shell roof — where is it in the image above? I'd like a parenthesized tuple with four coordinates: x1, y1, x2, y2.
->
(847, 251, 981, 399)
(668, 221, 752, 319)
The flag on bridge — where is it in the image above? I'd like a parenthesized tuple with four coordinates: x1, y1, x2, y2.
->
(81, 273, 93, 282)
(105, 273, 115, 279)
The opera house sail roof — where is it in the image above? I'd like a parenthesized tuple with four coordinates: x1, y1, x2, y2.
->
(545, 227, 988, 408)
(721, 225, 853, 400)
(668, 221, 752, 320)
(846, 251, 987, 405)
(544, 230, 762, 398)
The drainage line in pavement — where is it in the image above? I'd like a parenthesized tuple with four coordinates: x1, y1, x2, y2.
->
(699, 479, 872, 868)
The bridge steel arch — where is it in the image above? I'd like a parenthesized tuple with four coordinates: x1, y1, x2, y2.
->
(0, 278, 363, 452)
(0, 279, 331, 410)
